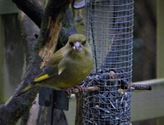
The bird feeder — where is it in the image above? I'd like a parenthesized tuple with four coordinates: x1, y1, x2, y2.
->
(82, 0, 134, 124)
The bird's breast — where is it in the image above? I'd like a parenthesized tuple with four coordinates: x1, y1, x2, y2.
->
(55, 57, 93, 89)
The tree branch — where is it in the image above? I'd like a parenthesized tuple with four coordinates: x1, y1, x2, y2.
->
(0, 0, 72, 125)
(12, 0, 43, 27)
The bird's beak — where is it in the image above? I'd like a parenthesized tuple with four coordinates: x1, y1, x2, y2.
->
(73, 41, 83, 51)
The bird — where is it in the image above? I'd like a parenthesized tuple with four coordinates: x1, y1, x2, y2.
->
(19, 34, 94, 95)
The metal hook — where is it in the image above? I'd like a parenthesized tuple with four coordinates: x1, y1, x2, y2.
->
(72, 0, 86, 9)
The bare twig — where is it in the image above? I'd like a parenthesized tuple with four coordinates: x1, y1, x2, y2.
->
(67, 86, 100, 94)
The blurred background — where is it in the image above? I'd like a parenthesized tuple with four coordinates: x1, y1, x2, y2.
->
(0, 0, 164, 125)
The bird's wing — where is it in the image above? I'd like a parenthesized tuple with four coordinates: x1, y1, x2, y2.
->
(58, 65, 66, 75)
(33, 66, 58, 83)
(34, 47, 68, 83)
(46, 46, 67, 66)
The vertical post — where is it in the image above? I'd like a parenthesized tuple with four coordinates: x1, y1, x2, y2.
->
(2, 14, 25, 99)
(0, 16, 5, 103)
(157, 0, 164, 78)
(157, 0, 164, 124)
(0, 0, 18, 103)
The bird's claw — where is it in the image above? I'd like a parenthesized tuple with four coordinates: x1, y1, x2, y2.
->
(65, 86, 86, 95)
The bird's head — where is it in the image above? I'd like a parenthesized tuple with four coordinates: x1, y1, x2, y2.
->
(67, 34, 89, 53)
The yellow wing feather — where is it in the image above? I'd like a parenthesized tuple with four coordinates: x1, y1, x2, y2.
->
(34, 74, 50, 82)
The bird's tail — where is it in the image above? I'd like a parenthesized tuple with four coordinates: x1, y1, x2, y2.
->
(16, 84, 35, 97)
(5, 84, 34, 105)
(5, 68, 55, 105)
(16, 73, 51, 97)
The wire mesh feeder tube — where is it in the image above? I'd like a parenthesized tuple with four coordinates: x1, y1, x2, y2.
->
(83, 0, 134, 125)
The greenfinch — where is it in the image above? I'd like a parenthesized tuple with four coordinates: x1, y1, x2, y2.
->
(20, 34, 94, 94)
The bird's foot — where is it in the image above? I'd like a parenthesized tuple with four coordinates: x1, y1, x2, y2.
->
(65, 86, 85, 95)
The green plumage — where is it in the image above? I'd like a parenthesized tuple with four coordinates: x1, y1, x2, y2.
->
(20, 34, 94, 94)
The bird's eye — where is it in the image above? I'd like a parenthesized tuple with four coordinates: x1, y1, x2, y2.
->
(69, 42, 74, 47)
(82, 41, 86, 45)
